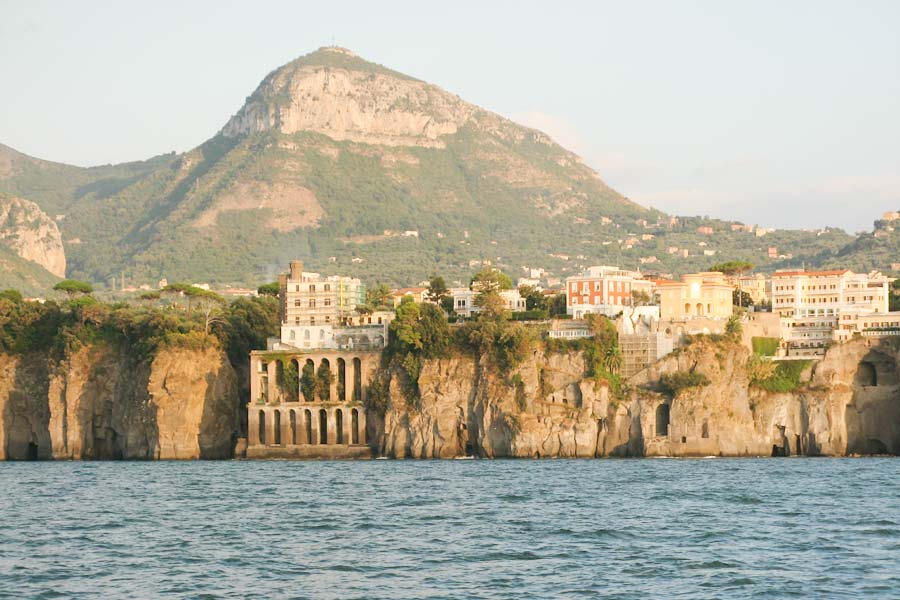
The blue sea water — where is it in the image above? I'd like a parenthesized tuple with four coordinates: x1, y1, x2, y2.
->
(1, 458, 899, 599)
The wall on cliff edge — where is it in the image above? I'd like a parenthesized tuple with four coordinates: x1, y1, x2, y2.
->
(0, 344, 238, 460)
(375, 337, 900, 458)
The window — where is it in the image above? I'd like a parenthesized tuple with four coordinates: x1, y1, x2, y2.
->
(324, 298, 331, 307)
(309, 316, 315, 325)
(309, 284, 316, 292)
(309, 299, 316, 308)
(324, 284, 331, 291)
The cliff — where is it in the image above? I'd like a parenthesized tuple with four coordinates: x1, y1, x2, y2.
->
(376, 338, 900, 458)
(0, 344, 238, 460)
(0, 194, 66, 277)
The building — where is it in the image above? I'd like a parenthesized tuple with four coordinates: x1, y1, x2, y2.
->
(737, 273, 770, 304)
(246, 259, 387, 459)
(451, 288, 526, 317)
(565, 266, 655, 319)
(772, 269, 893, 356)
(657, 272, 734, 321)
(391, 287, 428, 306)
(276, 260, 390, 351)
(697, 226, 714, 235)
(620, 333, 675, 378)
(547, 319, 593, 340)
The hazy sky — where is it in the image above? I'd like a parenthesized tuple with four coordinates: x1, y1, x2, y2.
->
(1, 1, 898, 232)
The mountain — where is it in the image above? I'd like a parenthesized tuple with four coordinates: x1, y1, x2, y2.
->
(0, 47, 892, 290)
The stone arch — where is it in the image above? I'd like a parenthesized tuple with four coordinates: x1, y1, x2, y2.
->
(353, 357, 362, 402)
(374, 334, 385, 347)
(258, 410, 266, 445)
(289, 410, 297, 445)
(304, 409, 313, 444)
(319, 358, 332, 401)
(303, 359, 315, 402)
(319, 409, 328, 444)
(337, 358, 347, 401)
(656, 403, 670, 437)
(336, 409, 344, 444)
(684, 303, 690, 315)
(856, 361, 877, 387)
(695, 303, 703, 316)
(273, 410, 282, 445)
(351, 408, 360, 444)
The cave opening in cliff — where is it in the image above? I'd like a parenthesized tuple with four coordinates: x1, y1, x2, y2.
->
(336, 409, 344, 444)
(702, 420, 709, 439)
(856, 361, 877, 387)
(351, 409, 359, 444)
(273, 410, 281, 445)
(319, 409, 328, 444)
(656, 404, 670, 437)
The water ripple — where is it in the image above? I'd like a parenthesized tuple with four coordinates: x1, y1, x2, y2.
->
(0, 458, 899, 598)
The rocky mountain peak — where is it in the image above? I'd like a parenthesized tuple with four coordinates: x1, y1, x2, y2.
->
(220, 48, 477, 147)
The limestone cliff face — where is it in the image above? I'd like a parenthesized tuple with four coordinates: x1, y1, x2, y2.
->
(377, 338, 900, 458)
(0, 345, 238, 460)
(0, 194, 66, 277)
(221, 47, 474, 147)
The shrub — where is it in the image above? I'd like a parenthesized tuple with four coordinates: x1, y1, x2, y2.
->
(659, 371, 711, 396)
(750, 359, 811, 392)
(751, 337, 780, 357)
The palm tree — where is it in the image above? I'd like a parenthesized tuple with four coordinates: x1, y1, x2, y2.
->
(603, 345, 623, 375)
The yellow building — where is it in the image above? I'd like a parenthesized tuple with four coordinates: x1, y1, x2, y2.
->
(658, 272, 734, 321)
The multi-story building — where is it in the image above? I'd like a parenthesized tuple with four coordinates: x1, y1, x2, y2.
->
(737, 273, 770, 305)
(772, 269, 893, 355)
(565, 266, 655, 318)
(451, 288, 526, 317)
(391, 287, 429, 306)
(276, 260, 390, 350)
(657, 272, 734, 321)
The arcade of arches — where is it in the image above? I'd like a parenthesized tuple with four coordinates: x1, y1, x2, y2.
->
(248, 350, 377, 449)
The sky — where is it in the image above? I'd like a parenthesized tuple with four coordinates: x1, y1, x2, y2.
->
(1, 0, 898, 232)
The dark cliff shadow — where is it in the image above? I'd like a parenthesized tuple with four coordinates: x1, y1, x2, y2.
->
(199, 363, 237, 459)
(844, 349, 900, 455)
(4, 354, 52, 460)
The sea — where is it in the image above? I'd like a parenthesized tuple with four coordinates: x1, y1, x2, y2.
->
(1, 458, 899, 599)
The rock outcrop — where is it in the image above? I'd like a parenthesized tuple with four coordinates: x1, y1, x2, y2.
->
(0, 344, 238, 460)
(376, 338, 900, 458)
(0, 194, 66, 277)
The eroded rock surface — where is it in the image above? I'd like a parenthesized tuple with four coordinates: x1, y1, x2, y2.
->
(0, 345, 237, 460)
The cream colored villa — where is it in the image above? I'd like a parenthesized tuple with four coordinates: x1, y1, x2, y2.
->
(658, 272, 734, 321)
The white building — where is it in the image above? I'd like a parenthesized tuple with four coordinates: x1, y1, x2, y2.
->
(451, 288, 526, 317)
(772, 269, 893, 356)
(274, 260, 391, 351)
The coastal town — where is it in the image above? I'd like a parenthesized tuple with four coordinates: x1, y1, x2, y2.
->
(240, 254, 900, 457)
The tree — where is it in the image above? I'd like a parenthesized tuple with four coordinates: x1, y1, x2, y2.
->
(631, 290, 652, 306)
(470, 267, 513, 293)
(53, 279, 93, 296)
(426, 276, 450, 305)
(725, 314, 743, 340)
(518, 285, 547, 311)
(300, 361, 316, 401)
(733, 289, 753, 307)
(709, 261, 755, 276)
(367, 283, 392, 309)
(603, 345, 623, 375)
(0, 289, 22, 303)
(316, 361, 333, 401)
(257, 282, 279, 297)
(710, 261, 754, 308)
(547, 293, 567, 317)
